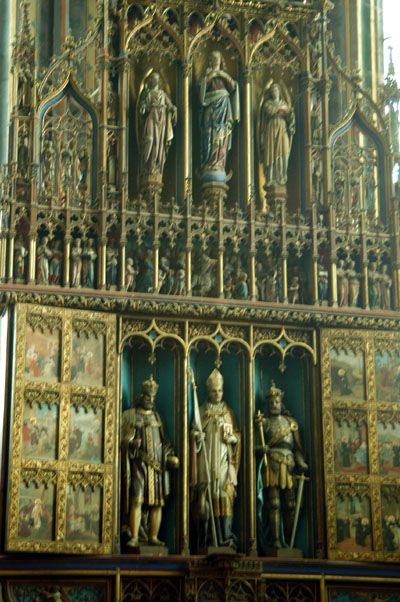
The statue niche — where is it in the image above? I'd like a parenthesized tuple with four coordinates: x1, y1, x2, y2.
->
(137, 71, 177, 198)
(259, 80, 295, 206)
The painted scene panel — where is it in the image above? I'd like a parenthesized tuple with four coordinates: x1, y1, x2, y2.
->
(375, 351, 400, 403)
(17, 482, 55, 542)
(335, 495, 372, 551)
(68, 406, 103, 463)
(22, 402, 58, 460)
(382, 493, 400, 553)
(66, 485, 102, 543)
(71, 333, 104, 387)
(24, 325, 60, 383)
(330, 348, 366, 400)
(378, 422, 400, 476)
(333, 420, 368, 474)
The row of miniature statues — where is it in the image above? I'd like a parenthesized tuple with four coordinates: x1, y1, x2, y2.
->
(132, 52, 294, 190)
(13, 234, 393, 310)
(121, 372, 307, 554)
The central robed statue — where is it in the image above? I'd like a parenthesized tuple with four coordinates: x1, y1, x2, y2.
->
(190, 368, 241, 550)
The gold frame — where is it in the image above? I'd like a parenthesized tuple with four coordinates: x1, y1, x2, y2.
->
(6, 303, 117, 554)
(322, 327, 400, 562)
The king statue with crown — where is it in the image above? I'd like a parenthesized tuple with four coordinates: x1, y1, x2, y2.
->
(190, 368, 241, 551)
(121, 375, 179, 551)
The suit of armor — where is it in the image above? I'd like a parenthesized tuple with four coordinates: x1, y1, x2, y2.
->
(256, 382, 308, 549)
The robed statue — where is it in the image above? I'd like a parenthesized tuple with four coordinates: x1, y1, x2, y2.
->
(260, 82, 295, 188)
(190, 368, 241, 551)
(138, 71, 177, 181)
(121, 375, 179, 550)
(199, 51, 240, 181)
(256, 381, 308, 553)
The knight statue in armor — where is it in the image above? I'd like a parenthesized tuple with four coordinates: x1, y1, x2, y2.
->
(121, 375, 179, 550)
(256, 381, 308, 551)
(190, 368, 241, 550)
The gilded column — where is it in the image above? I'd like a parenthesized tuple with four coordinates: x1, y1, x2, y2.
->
(182, 57, 191, 296)
(181, 347, 190, 555)
(28, 234, 36, 284)
(362, 263, 369, 309)
(243, 67, 252, 207)
(119, 240, 126, 290)
(63, 236, 71, 287)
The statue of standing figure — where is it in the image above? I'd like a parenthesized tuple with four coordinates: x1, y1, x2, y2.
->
(139, 71, 177, 180)
(121, 376, 179, 550)
(260, 82, 295, 188)
(190, 368, 241, 551)
(256, 382, 308, 552)
(199, 51, 240, 181)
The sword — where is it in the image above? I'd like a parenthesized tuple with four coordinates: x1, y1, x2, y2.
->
(289, 473, 309, 549)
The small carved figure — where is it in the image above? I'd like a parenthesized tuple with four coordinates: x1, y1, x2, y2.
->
(76, 148, 89, 189)
(317, 257, 328, 304)
(17, 129, 29, 176)
(224, 276, 234, 299)
(260, 82, 295, 187)
(173, 267, 186, 296)
(107, 80, 118, 124)
(41, 139, 56, 185)
(368, 261, 380, 309)
(107, 139, 117, 186)
(190, 369, 241, 550)
(193, 252, 217, 297)
(380, 263, 392, 310)
(82, 238, 97, 288)
(139, 72, 177, 178)
(61, 148, 74, 190)
(137, 249, 153, 293)
(234, 271, 249, 300)
(265, 268, 279, 302)
(14, 235, 27, 281)
(256, 382, 308, 550)
(106, 245, 119, 288)
(121, 376, 179, 548)
(289, 276, 300, 304)
(49, 239, 63, 285)
(347, 260, 360, 307)
(36, 236, 53, 285)
(159, 256, 174, 295)
(125, 257, 137, 291)
(70, 238, 83, 287)
(199, 51, 240, 178)
(337, 258, 349, 307)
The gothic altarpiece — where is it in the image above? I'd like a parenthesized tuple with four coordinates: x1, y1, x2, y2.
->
(1, 0, 400, 600)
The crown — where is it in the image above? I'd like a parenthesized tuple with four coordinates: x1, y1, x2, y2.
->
(265, 380, 283, 401)
(206, 368, 223, 391)
(141, 375, 159, 397)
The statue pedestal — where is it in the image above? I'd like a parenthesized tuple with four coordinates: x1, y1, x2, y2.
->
(140, 173, 163, 202)
(201, 180, 229, 211)
(127, 543, 169, 556)
(263, 547, 303, 558)
(264, 185, 287, 217)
